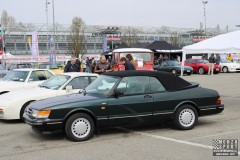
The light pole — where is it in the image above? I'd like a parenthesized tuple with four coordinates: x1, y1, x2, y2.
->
(46, 0, 50, 55)
(202, 1, 208, 36)
(52, 0, 56, 63)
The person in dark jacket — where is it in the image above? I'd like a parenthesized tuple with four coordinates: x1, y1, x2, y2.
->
(120, 57, 136, 70)
(215, 54, 221, 65)
(208, 54, 216, 75)
(64, 58, 80, 72)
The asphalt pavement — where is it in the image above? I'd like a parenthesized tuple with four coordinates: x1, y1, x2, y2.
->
(0, 73, 239, 160)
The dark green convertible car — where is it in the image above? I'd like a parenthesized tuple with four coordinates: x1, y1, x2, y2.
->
(24, 71, 224, 141)
(154, 60, 193, 75)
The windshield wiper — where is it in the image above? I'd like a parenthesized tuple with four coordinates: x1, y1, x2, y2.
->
(39, 85, 50, 89)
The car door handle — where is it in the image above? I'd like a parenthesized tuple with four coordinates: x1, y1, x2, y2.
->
(144, 95, 152, 98)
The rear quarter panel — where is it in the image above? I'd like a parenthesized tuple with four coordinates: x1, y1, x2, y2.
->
(153, 87, 220, 114)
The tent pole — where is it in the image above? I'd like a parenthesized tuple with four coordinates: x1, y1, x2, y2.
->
(180, 51, 186, 77)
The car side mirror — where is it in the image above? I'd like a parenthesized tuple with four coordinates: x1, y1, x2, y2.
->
(78, 89, 83, 94)
(114, 89, 124, 97)
(66, 85, 73, 92)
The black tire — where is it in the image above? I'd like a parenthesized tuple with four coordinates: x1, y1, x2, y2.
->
(198, 67, 205, 75)
(65, 113, 95, 142)
(222, 66, 228, 73)
(20, 101, 34, 121)
(173, 104, 198, 130)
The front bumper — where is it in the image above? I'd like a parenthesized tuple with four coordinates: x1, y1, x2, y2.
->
(199, 104, 224, 116)
(23, 113, 64, 134)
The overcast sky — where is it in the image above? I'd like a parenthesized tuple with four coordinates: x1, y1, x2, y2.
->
(1, 0, 239, 29)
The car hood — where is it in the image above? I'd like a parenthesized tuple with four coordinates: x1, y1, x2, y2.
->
(221, 63, 240, 67)
(0, 87, 56, 103)
(30, 93, 106, 110)
(0, 81, 24, 92)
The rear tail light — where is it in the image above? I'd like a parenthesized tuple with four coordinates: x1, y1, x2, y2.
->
(216, 97, 221, 105)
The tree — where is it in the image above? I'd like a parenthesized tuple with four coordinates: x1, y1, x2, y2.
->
(68, 17, 86, 58)
(170, 32, 180, 48)
(121, 27, 141, 47)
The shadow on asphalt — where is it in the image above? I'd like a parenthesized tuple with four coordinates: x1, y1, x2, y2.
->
(0, 119, 23, 124)
(20, 119, 218, 142)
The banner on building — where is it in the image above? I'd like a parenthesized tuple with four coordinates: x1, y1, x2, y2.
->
(31, 31, 39, 58)
(102, 35, 107, 52)
(49, 36, 55, 62)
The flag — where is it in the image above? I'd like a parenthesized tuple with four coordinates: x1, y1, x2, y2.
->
(31, 31, 39, 58)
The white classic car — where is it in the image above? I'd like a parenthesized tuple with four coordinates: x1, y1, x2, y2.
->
(0, 69, 54, 94)
(0, 72, 99, 120)
(220, 59, 240, 73)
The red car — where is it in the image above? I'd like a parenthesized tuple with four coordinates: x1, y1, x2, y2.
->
(185, 59, 221, 74)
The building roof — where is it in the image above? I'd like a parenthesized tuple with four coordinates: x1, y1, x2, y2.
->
(102, 70, 192, 91)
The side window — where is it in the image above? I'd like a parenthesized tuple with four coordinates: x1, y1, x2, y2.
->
(161, 61, 167, 66)
(45, 71, 54, 79)
(90, 76, 98, 83)
(150, 77, 166, 93)
(116, 76, 149, 95)
(29, 71, 47, 81)
(67, 76, 89, 89)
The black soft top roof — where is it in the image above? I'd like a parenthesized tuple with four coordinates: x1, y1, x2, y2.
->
(102, 71, 192, 91)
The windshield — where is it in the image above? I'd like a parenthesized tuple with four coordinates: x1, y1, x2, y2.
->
(0, 64, 6, 70)
(120, 52, 152, 62)
(221, 59, 231, 63)
(2, 70, 29, 82)
(39, 64, 58, 69)
(85, 75, 120, 95)
(40, 74, 71, 90)
(168, 61, 180, 66)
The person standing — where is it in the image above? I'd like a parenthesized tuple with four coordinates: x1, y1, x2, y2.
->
(158, 54, 163, 65)
(208, 54, 216, 75)
(64, 57, 80, 72)
(81, 57, 86, 72)
(126, 54, 137, 69)
(120, 57, 136, 70)
(176, 55, 181, 62)
(94, 56, 112, 74)
(86, 57, 91, 73)
(215, 54, 221, 65)
(226, 54, 233, 62)
(91, 58, 96, 73)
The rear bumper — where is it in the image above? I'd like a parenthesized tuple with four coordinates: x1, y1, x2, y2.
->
(23, 113, 64, 134)
(199, 104, 224, 116)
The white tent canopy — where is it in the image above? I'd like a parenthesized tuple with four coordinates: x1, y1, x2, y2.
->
(183, 30, 240, 54)
(181, 30, 240, 76)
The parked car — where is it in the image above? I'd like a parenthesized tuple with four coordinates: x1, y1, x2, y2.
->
(24, 71, 224, 142)
(111, 48, 154, 71)
(219, 59, 240, 73)
(6, 63, 32, 70)
(184, 59, 221, 74)
(0, 69, 54, 95)
(0, 72, 98, 120)
(154, 60, 193, 75)
(0, 64, 9, 78)
(33, 63, 63, 74)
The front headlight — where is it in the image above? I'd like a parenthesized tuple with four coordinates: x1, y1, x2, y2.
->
(32, 110, 51, 118)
